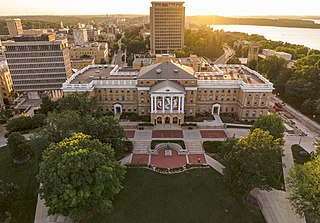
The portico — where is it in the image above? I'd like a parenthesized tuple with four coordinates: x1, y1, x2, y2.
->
(150, 80, 185, 125)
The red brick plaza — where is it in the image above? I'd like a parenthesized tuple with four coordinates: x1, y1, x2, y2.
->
(124, 130, 135, 138)
(131, 151, 206, 168)
(128, 129, 228, 168)
(152, 130, 184, 138)
(200, 130, 227, 138)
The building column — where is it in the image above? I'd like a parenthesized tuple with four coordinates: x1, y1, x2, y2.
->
(170, 96, 173, 113)
(178, 96, 181, 113)
(154, 96, 157, 113)
(162, 96, 165, 113)
(182, 95, 185, 113)
(151, 96, 154, 113)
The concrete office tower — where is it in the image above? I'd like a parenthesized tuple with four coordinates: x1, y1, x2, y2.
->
(150, 1, 185, 54)
(73, 29, 88, 46)
(3, 34, 72, 99)
(5, 18, 23, 37)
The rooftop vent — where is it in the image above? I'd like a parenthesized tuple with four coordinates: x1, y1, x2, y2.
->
(174, 69, 179, 73)
(156, 68, 162, 74)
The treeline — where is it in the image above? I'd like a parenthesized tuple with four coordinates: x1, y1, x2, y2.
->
(173, 27, 224, 60)
(186, 16, 320, 29)
(253, 54, 320, 123)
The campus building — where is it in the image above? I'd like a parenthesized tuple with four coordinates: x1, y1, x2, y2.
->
(62, 55, 274, 125)
(2, 34, 72, 99)
(69, 42, 108, 65)
(73, 28, 88, 46)
(0, 61, 14, 104)
(150, 1, 185, 54)
(5, 18, 23, 37)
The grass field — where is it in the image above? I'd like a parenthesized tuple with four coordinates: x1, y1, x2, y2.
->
(91, 168, 265, 223)
(0, 139, 45, 223)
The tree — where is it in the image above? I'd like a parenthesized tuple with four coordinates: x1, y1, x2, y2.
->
(286, 155, 320, 222)
(256, 55, 288, 82)
(227, 56, 240, 64)
(223, 129, 283, 194)
(39, 95, 57, 115)
(39, 111, 129, 159)
(0, 105, 14, 123)
(251, 114, 285, 140)
(6, 114, 32, 133)
(7, 132, 31, 162)
(247, 59, 257, 70)
(6, 114, 46, 134)
(57, 92, 98, 115)
(0, 181, 19, 221)
(38, 133, 126, 221)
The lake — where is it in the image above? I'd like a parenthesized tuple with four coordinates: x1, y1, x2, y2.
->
(210, 25, 320, 50)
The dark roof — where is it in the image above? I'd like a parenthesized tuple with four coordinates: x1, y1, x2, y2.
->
(137, 61, 197, 80)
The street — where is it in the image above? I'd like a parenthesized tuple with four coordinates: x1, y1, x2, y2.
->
(213, 45, 235, 64)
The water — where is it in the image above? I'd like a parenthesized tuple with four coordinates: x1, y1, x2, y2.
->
(210, 25, 320, 50)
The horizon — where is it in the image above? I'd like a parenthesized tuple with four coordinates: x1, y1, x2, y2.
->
(0, 0, 319, 17)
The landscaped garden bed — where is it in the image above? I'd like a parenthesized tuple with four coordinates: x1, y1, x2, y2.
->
(203, 141, 224, 163)
(120, 112, 150, 122)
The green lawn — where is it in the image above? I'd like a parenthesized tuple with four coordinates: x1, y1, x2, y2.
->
(91, 168, 265, 223)
(291, 144, 311, 164)
(0, 139, 45, 223)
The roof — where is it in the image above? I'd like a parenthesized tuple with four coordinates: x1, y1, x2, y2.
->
(138, 61, 197, 80)
(150, 80, 185, 93)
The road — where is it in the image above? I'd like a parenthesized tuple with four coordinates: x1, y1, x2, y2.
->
(270, 96, 320, 135)
(213, 45, 235, 64)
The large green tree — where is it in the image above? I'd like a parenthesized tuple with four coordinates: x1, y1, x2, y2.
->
(57, 92, 98, 115)
(7, 132, 31, 162)
(38, 133, 126, 221)
(223, 129, 283, 194)
(39, 110, 129, 159)
(251, 114, 285, 140)
(286, 155, 320, 222)
(0, 181, 19, 221)
(256, 55, 288, 83)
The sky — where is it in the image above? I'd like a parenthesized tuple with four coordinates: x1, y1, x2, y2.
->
(0, 0, 319, 16)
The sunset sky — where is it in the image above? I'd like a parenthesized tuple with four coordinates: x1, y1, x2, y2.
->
(0, 0, 319, 16)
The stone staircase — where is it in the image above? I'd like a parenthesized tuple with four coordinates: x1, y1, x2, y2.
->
(133, 140, 151, 154)
(185, 141, 204, 154)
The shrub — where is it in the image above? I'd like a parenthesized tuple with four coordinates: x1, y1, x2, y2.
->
(6, 115, 32, 133)
(203, 141, 223, 153)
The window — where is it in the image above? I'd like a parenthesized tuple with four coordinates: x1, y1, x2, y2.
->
(190, 109, 193, 114)
(228, 90, 231, 93)
(231, 107, 234, 112)
(247, 101, 250, 105)
(245, 110, 249, 117)
(215, 96, 218, 100)
(141, 98, 144, 103)
(252, 111, 256, 117)
(222, 89, 225, 93)
(221, 96, 224, 101)
(190, 99, 193, 103)
(226, 107, 229, 112)
(141, 91, 144, 95)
